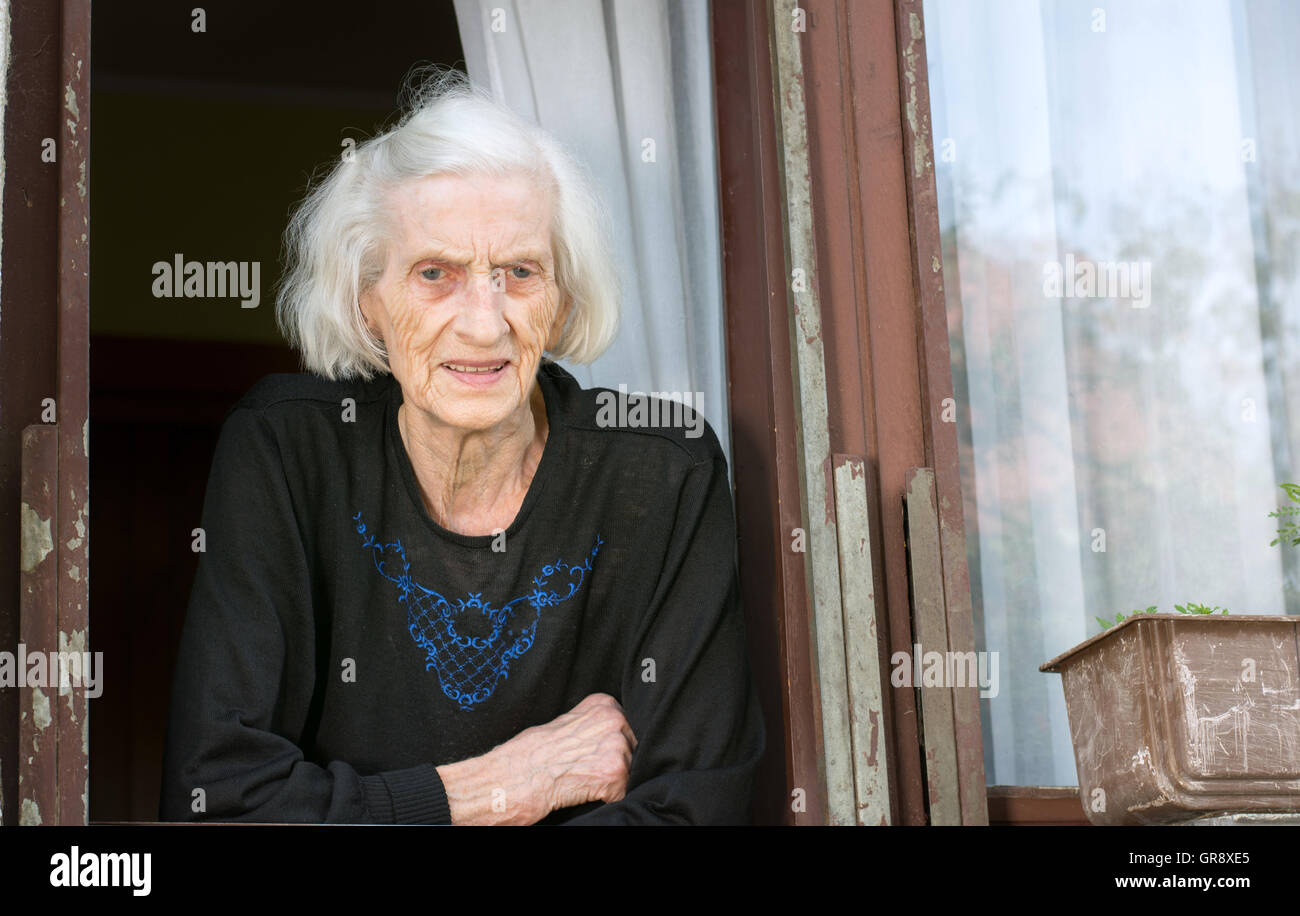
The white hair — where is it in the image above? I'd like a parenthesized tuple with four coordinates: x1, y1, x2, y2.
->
(275, 67, 620, 380)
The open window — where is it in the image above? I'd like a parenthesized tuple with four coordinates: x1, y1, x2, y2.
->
(4, 0, 986, 827)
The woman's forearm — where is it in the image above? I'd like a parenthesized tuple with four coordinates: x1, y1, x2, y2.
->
(436, 746, 552, 825)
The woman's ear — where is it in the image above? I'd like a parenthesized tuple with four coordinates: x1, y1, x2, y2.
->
(358, 292, 382, 341)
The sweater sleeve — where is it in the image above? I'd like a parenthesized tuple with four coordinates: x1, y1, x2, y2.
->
(159, 406, 451, 824)
(560, 449, 765, 825)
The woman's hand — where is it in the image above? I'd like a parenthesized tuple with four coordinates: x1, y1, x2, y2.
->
(436, 693, 637, 825)
(531, 692, 638, 814)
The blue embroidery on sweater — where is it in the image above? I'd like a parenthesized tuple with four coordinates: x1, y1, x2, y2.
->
(353, 511, 602, 710)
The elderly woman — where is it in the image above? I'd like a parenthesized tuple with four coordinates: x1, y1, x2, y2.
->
(160, 72, 764, 825)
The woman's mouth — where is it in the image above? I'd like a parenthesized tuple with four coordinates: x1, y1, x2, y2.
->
(442, 360, 509, 388)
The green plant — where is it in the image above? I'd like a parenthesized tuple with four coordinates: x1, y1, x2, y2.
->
(1173, 602, 1228, 616)
(1095, 605, 1156, 630)
(1268, 482, 1300, 547)
(1095, 603, 1228, 631)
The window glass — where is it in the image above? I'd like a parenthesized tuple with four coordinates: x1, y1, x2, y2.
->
(925, 0, 1300, 785)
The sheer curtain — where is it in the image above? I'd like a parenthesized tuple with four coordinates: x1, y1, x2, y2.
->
(925, 0, 1300, 785)
(452, 0, 730, 463)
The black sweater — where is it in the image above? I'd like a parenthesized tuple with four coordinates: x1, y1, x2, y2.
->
(160, 360, 764, 824)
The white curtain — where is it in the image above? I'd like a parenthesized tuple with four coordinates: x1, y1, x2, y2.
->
(453, 0, 731, 465)
(925, 0, 1300, 785)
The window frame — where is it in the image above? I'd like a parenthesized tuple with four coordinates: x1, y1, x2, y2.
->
(712, 0, 995, 824)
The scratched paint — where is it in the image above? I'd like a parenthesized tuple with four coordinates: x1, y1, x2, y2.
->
(1044, 616, 1300, 824)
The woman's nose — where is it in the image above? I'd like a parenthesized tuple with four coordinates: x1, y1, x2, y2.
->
(450, 269, 510, 344)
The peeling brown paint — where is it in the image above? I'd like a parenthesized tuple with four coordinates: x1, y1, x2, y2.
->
(771, 0, 859, 824)
(58, 630, 87, 697)
(19, 798, 42, 826)
(900, 12, 933, 181)
(32, 689, 51, 732)
(38, 0, 93, 824)
(66, 506, 86, 551)
(20, 503, 54, 572)
(64, 80, 79, 122)
(833, 457, 891, 823)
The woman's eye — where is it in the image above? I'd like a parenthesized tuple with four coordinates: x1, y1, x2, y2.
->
(420, 266, 444, 281)
(510, 265, 533, 280)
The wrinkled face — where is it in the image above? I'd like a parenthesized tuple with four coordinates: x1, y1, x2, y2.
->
(360, 170, 568, 433)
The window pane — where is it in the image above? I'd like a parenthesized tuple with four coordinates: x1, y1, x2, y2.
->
(925, 0, 1300, 785)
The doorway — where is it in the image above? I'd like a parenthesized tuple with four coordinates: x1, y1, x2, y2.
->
(88, 0, 464, 821)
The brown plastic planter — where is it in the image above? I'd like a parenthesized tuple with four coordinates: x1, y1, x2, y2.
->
(1041, 614, 1300, 825)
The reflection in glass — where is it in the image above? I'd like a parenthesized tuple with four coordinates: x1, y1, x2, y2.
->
(925, 0, 1300, 785)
